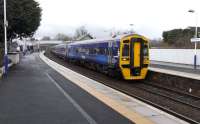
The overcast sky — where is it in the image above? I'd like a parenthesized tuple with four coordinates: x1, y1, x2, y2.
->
(34, 0, 200, 39)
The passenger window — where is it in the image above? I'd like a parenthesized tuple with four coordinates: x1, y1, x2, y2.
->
(122, 44, 129, 56)
(76, 48, 78, 53)
(95, 48, 100, 55)
(105, 48, 108, 55)
(86, 48, 89, 55)
(89, 48, 95, 55)
(99, 48, 105, 55)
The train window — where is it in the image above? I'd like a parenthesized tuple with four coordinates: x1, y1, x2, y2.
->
(92, 49, 96, 54)
(76, 48, 78, 53)
(89, 48, 95, 54)
(122, 44, 129, 56)
(123, 40, 129, 43)
(89, 48, 92, 54)
(99, 48, 105, 55)
(61, 48, 65, 51)
(99, 48, 102, 54)
(143, 45, 149, 56)
(93, 48, 99, 55)
(85, 48, 89, 55)
(112, 48, 117, 56)
(105, 48, 108, 55)
(113, 41, 118, 47)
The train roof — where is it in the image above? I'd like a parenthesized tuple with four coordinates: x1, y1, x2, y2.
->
(68, 37, 116, 46)
(51, 43, 67, 49)
(68, 33, 144, 46)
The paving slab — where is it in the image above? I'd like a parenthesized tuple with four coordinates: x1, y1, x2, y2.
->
(40, 52, 189, 124)
(150, 61, 200, 80)
(0, 53, 132, 124)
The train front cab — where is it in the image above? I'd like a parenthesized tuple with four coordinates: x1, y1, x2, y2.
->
(119, 35, 149, 80)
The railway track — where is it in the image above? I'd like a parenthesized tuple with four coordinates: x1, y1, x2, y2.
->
(44, 49, 200, 124)
(137, 82, 200, 109)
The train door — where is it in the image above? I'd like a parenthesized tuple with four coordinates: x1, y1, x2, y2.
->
(120, 35, 149, 80)
(108, 41, 113, 65)
(130, 38, 142, 76)
(120, 38, 130, 78)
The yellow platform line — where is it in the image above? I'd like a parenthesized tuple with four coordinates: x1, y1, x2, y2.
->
(40, 52, 154, 124)
(71, 79, 154, 124)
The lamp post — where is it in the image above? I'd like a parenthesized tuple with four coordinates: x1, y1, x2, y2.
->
(129, 24, 134, 34)
(38, 40, 40, 52)
(188, 9, 198, 69)
(3, 0, 8, 75)
(104, 27, 116, 37)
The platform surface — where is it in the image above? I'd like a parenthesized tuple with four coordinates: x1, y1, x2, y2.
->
(40, 52, 189, 124)
(150, 61, 200, 80)
(0, 53, 133, 124)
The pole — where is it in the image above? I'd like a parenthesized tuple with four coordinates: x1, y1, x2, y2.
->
(194, 12, 198, 69)
(194, 42, 197, 69)
(3, 0, 8, 75)
(129, 24, 134, 34)
(38, 40, 40, 52)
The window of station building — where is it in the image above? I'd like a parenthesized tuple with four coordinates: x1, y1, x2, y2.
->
(122, 44, 129, 56)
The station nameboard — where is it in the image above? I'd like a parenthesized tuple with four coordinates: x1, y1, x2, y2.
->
(190, 38, 200, 42)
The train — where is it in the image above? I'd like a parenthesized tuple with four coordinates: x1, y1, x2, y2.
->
(51, 34, 149, 80)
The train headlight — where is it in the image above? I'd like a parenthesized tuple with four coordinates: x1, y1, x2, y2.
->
(122, 58, 129, 61)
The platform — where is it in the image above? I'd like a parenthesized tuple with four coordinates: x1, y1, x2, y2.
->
(0, 53, 133, 124)
(40, 52, 189, 124)
(149, 61, 200, 80)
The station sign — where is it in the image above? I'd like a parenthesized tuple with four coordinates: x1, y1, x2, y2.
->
(190, 38, 200, 42)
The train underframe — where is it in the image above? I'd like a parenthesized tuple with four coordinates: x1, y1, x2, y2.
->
(67, 58, 122, 78)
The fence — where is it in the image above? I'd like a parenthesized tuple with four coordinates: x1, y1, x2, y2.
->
(150, 49, 200, 66)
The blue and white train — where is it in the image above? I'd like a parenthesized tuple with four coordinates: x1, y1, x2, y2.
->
(51, 34, 149, 80)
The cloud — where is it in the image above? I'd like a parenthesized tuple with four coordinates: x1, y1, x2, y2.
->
(35, 0, 200, 39)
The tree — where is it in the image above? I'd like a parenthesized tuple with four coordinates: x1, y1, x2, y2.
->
(0, 0, 42, 43)
(0, 0, 41, 66)
(41, 36, 51, 41)
(54, 33, 71, 41)
(162, 29, 182, 44)
(74, 26, 89, 39)
(162, 27, 199, 48)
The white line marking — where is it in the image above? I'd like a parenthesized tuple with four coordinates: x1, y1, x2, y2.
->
(46, 73, 97, 124)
